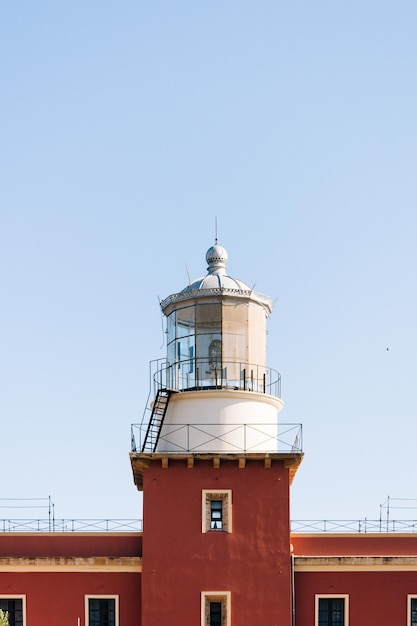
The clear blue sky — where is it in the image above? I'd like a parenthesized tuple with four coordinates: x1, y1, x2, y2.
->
(1, 1, 417, 523)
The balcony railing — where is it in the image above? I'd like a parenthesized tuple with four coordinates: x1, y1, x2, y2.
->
(131, 422, 302, 454)
(148, 358, 281, 398)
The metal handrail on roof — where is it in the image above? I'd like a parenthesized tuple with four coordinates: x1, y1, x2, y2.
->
(0, 518, 142, 533)
(291, 519, 417, 533)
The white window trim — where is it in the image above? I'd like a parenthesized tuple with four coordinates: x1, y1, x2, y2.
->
(202, 489, 232, 533)
(408, 594, 417, 626)
(201, 591, 231, 626)
(0, 595, 26, 626)
(315, 594, 349, 626)
(0, 593, 26, 626)
(85, 595, 119, 626)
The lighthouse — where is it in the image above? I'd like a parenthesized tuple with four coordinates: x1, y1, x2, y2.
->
(130, 242, 303, 626)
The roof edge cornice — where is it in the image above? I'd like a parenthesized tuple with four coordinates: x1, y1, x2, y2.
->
(161, 288, 273, 314)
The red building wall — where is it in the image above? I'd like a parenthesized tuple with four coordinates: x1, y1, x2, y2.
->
(0, 533, 142, 626)
(292, 534, 417, 625)
(0, 533, 142, 558)
(0, 571, 140, 626)
(294, 570, 417, 626)
(291, 533, 417, 556)
(141, 458, 292, 626)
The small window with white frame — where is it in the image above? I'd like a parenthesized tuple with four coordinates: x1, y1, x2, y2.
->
(0, 596, 26, 626)
(201, 591, 231, 626)
(85, 595, 119, 626)
(315, 594, 349, 626)
(202, 490, 232, 533)
(408, 595, 417, 625)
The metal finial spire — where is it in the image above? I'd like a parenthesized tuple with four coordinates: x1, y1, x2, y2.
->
(215, 216, 218, 244)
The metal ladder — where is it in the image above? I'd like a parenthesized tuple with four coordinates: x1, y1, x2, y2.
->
(141, 389, 173, 452)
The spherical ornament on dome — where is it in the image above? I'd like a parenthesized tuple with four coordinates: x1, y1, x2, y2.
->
(206, 244, 228, 275)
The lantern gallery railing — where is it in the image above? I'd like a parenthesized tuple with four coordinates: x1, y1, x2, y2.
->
(131, 422, 302, 454)
(148, 357, 281, 397)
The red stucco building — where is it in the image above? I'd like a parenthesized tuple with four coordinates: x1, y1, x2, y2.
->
(0, 533, 141, 625)
(2, 242, 417, 626)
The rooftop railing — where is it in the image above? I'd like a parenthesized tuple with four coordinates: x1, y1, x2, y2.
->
(3, 517, 417, 533)
(0, 518, 142, 533)
(291, 519, 417, 533)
